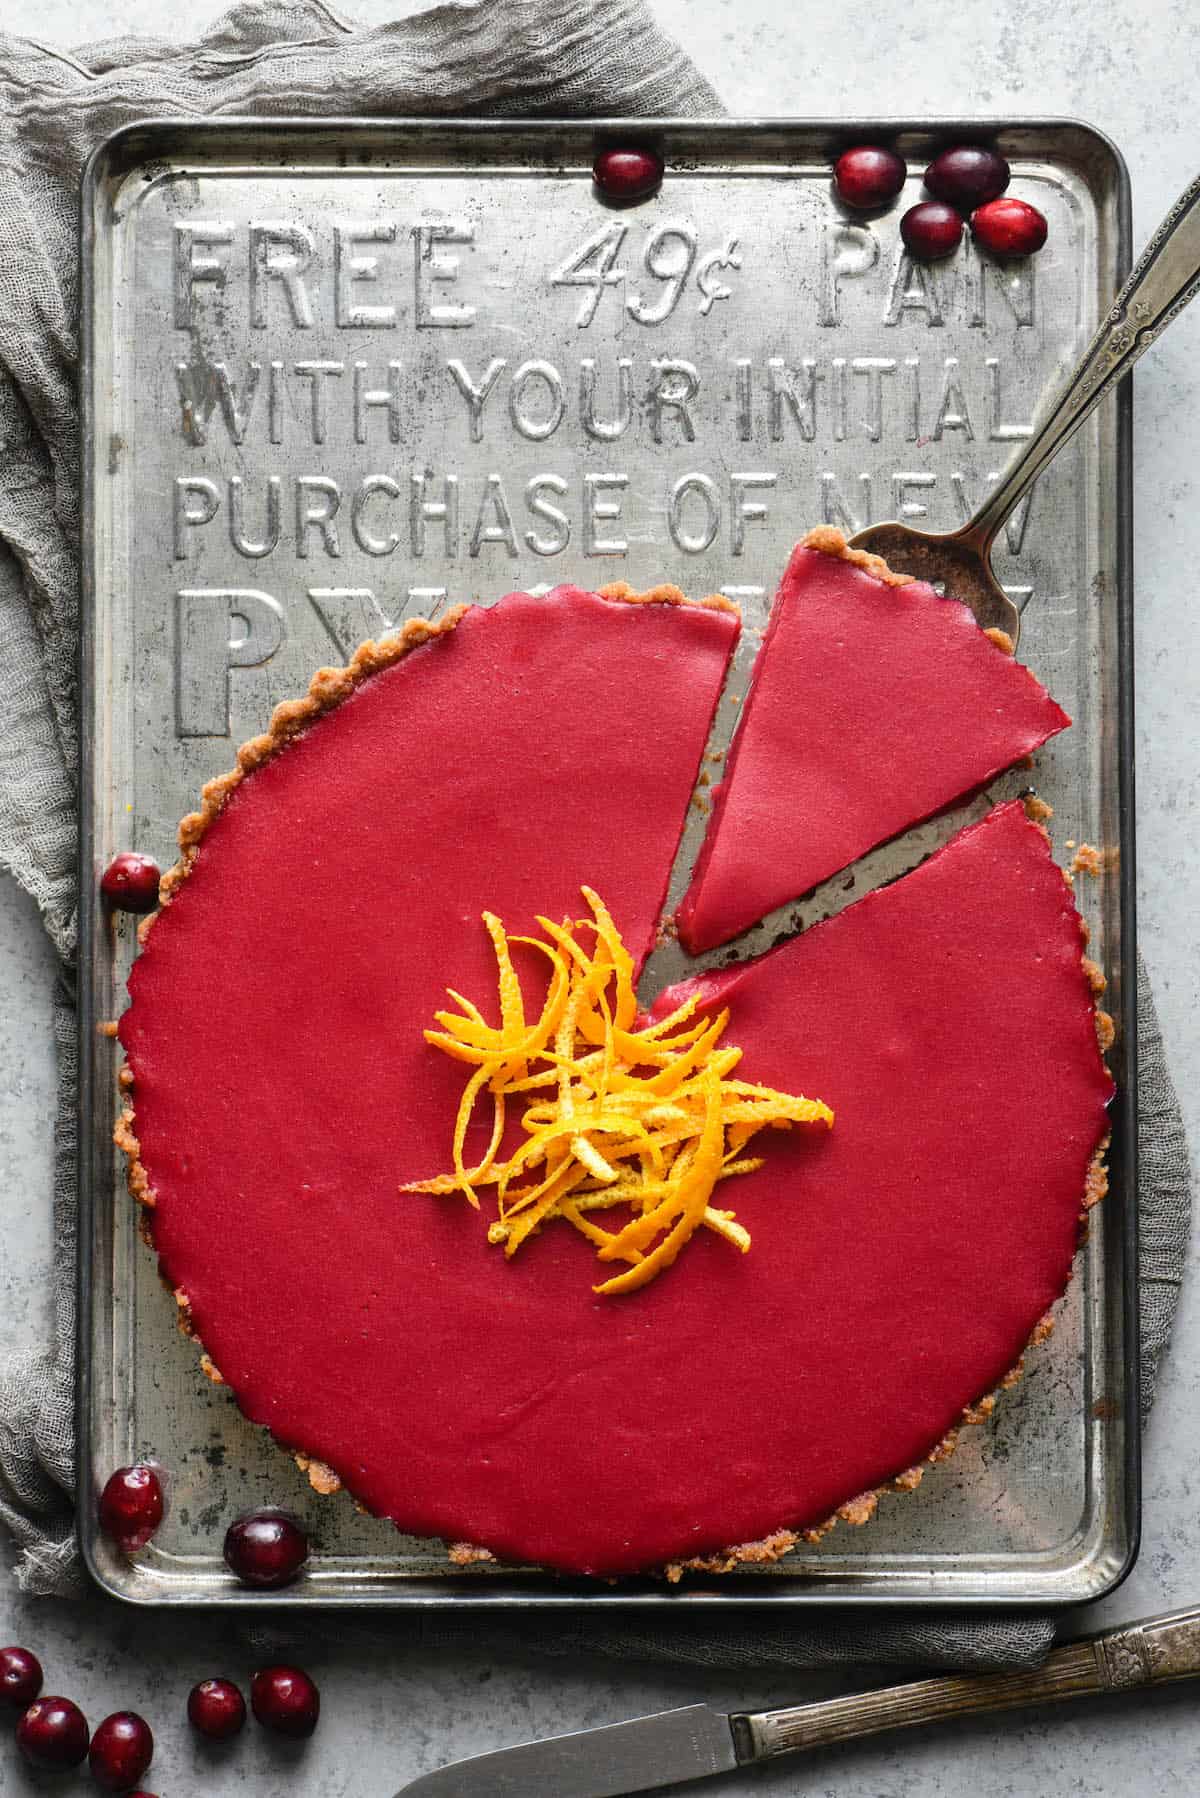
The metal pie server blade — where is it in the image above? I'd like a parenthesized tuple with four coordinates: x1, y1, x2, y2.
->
(393, 1703, 740, 1797)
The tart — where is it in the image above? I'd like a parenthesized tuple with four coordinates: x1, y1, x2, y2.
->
(676, 527, 1071, 953)
(115, 577, 1111, 1580)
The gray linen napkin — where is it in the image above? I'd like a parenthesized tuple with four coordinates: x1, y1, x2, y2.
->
(0, 0, 1190, 1675)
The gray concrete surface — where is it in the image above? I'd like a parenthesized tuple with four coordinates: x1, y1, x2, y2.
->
(2, 0, 1199, 1792)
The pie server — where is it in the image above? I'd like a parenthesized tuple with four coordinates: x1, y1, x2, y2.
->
(394, 1603, 1200, 1796)
(850, 167, 1200, 645)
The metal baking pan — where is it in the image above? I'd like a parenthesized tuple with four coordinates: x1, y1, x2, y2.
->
(79, 117, 1136, 1607)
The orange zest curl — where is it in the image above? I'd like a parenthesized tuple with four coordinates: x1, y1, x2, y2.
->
(402, 889, 833, 1295)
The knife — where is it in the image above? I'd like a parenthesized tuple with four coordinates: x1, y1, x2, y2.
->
(394, 1603, 1200, 1797)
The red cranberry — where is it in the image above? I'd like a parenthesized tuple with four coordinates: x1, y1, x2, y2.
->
(593, 146, 663, 203)
(223, 1508, 309, 1589)
(0, 1646, 43, 1713)
(100, 852, 161, 914)
(187, 1677, 246, 1742)
(89, 1712, 153, 1792)
(900, 200, 963, 260)
(250, 1666, 320, 1739)
(972, 195, 1048, 257)
(16, 1696, 89, 1769)
(88, 1711, 154, 1792)
(99, 1465, 164, 1554)
(924, 144, 1010, 210)
(833, 144, 907, 210)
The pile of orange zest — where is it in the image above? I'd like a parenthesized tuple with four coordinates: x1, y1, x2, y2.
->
(401, 888, 834, 1295)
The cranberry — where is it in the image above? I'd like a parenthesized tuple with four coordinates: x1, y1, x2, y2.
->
(89, 1712, 153, 1792)
(900, 200, 963, 260)
(187, 1677, 246, 1742)
(16, 1696, 89, 1769)
(251, 1666, 320, 1739)
(833, 144, 907, 210)
(924, 144, 1010, 210)
(100, 852, 161, 914)
(972, 195, 1048, 257)
(0, 1646, 43, 1713)
(223, 1508, 309, 1589)
(99, 1464, 164, 1554)
(592, 146, 663, 203)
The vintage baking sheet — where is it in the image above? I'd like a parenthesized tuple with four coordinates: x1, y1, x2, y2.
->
(79, 119, 1136, 1606)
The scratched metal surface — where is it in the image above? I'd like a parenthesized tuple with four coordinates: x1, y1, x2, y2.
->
(79, 119, 1135, 1607)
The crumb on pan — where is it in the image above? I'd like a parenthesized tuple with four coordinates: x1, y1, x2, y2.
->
(448, 1543, 497, 1567)
(1071, 843, 1103, 877)
(295, 1454, 342, 1496)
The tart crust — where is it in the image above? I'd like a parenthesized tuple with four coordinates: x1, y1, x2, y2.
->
(801, 523, 916, 587)
(113, 582, 1112, 1583)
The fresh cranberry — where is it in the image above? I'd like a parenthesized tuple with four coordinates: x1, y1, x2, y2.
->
(972, 195, 1048, 257)
(223, 1509, 309, 1589)
(100, 852, 161, 914)
(89, 1712, 153, 1792)
(0, 1646, 43, 1713)
(15, 1696, 89, 1769)
(88, 1711, 154, 1792)
(250, 1666, 320, 1739)
(98, 1465, 164, 1554)
(593, 146, 663, 203)
(900, 200, 963, 260)
(187, 1677, 246, 1742)
(833, 144, 907, 210)
(924, 144, 1010, 210)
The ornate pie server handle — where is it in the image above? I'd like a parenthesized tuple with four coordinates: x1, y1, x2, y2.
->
(962, 169, 1200, 553)
(732, 1607, 1200, 1763)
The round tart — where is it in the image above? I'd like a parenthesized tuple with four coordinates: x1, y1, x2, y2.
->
(116, 581, 1111, 1578)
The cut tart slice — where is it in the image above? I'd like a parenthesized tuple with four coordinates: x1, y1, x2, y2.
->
(676, 527, 1071, 953)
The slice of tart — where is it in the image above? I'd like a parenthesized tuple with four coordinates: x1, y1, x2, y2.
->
(676, 527, 1071, 953)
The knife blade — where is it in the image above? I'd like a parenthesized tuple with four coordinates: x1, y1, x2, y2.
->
(394, 1703, 742, 1797)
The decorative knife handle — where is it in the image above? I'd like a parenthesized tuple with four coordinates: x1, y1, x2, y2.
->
(966, 168, 1200, 549)
(733, 1607, 1200, 1763)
